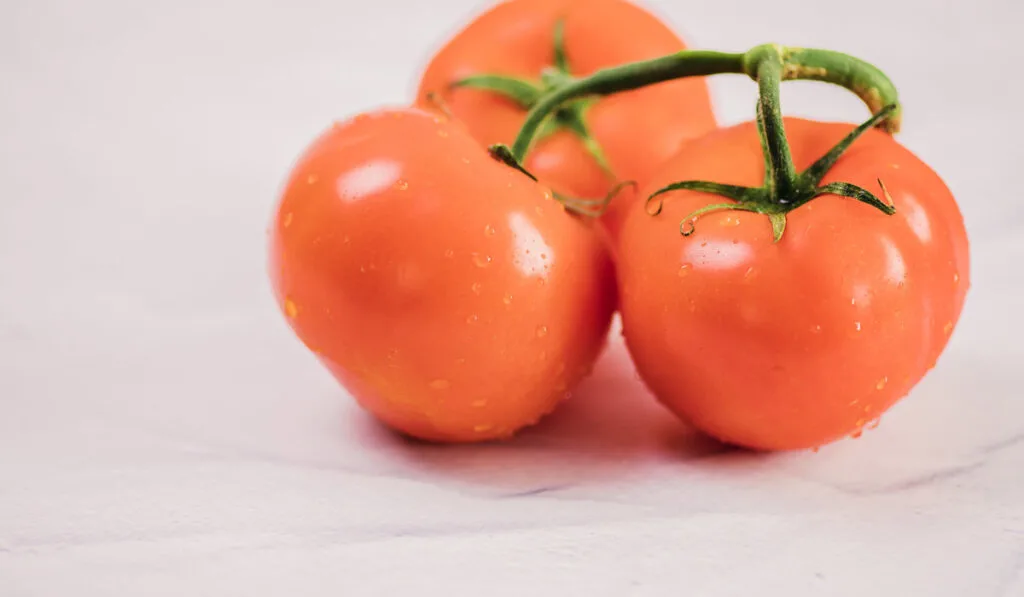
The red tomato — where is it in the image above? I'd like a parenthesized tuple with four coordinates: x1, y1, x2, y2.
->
(417, 0, 717, 237)
(616, 118, 969, 450)
(269, 108, 616, 443)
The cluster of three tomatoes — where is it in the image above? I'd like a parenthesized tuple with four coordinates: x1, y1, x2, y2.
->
(268, 0, 968, 451)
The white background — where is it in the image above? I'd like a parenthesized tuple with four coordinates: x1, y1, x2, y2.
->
(2, 0, 1022, 594)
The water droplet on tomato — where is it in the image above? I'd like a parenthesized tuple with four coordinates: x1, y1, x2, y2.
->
(868, 418, 881, 430)
(876, 376, 888, 390)
(744, 266, 755, 279)
(471, 282, 482, 295)
(474, 423, 493, 432)
(283, 212, 293, 228)
(343, 235, 350, 245)
(429, 379, 450, 390)
(850, 429, 864, 439)
(466, 314, 479, 324)
(502, 294, 513, 306)
(395, 179, 409, 191)
(812, 446, 820, 453)
(444, 249, 454, 258)
(484, 224, 496, 236)
(539, 350, 547, 361)
(462, 157, 470, 164)
(284, 299, 298, 319)
(471, 399, 487, 407)
(854, 321, 862, 332)
(471, 253, 492, 268)
(943, 321, 953, 335)
(455, 357, 466, 365)
(437, 129, 448, 138)
(536, 325, 548, 338)
(359, 265, 366, 273)
(678, 263, 692, 277)
(306, 174, 318, 185)
(953, 272, 960, 284)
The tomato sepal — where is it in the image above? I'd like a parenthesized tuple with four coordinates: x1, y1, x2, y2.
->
(644, 104, 899, 242)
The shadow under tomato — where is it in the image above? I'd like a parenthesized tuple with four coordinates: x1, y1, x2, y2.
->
(354, 321, 750, 495)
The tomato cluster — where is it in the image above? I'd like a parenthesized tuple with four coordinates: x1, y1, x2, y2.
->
(269, 0, 969, 450)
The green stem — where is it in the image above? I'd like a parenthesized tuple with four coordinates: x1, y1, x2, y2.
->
(509, 44, 900, 163)
(755, 53, 797, 200)
(510, 51, 746, 160)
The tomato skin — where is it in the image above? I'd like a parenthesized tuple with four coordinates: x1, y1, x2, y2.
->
(616, 118, 969, 450)
(417, 0, 717, 237)
(269, 108, 616, 442)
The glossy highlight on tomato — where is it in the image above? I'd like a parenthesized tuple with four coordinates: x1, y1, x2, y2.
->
(417, 0, 717, 236)
(269, 107, 616, 442)
(617, 118, 969, 451)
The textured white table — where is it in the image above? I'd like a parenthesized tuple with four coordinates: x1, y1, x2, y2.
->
(2, 0, 1022, 594)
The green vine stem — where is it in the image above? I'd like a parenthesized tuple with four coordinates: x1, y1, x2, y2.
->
(505, 43, 901, 163)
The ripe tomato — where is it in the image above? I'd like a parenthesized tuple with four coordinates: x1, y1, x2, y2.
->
(269, 108, 616, 443)
(417, 0, 717, 237)
(616, 118, 969, 451)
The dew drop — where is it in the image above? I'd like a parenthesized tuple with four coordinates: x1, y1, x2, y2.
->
(851, 297, 857, 306)
(466, 314, 479, 324)
(543, 190, 553, 200)
(744, 266, 755, 279)
(471, 399, 487, 408)
(306, 174, 318, 185)
(502, 294, 513, 306)
(444, 249, 454, 258)
(953, 272, 960, 284)
(678, 263, 692, 277)
(876, 376, 888, 390)
(854, 321, 862, 332)
(284, 299, 298, 319)
(395, 179, 409, 191)
(429, 379, 450, 390)
(283, 212, 293, 228)
(812, 324, 822, 333)
(474, 424, 493, 432)
(535, 206, 544, 216)
(471, 253, 492, 268)
(943, 321, 953, 335)
(343, 235, 351, 245)
(484, 224, 496, 236)
(455, 357, 466, 365)
(850, 429, 864, 439)
(437, 129, 448, 138)
(868, 418, 882, 430)
(471, 282, 482, 295)
(536, 325, 548, 338)
(359, 265, 366, 273)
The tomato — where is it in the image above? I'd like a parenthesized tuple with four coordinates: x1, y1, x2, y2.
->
(268, 107, 616, 443)
(616, 118, 970, 451)
(417, 0, 717, 237)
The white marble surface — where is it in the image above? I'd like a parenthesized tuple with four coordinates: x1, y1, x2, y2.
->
(2, 0, 1022, 594)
